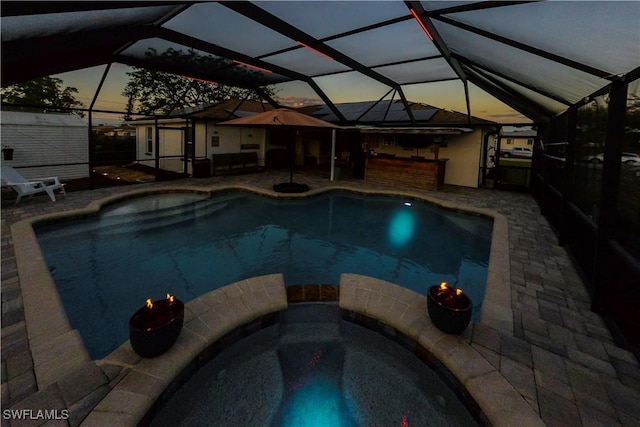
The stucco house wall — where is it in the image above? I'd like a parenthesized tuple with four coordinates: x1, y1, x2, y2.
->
(369, 129, 485, 188)
(130, 118, 266, 176)
(133, 119, 187, 173)
(438, 130, 484, 188)
(502, 131, 536, 150)
(206, 124, 266, 166)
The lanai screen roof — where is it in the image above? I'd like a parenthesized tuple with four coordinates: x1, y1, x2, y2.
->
(2, 1, 639, 124)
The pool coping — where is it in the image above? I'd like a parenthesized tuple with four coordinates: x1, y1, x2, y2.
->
(11, 183, 519, 425)
(339, 274, 542, 427)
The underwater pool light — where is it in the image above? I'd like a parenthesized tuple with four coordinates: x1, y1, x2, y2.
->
(280, 377, 354, 427)
(388, 209, 416, 248)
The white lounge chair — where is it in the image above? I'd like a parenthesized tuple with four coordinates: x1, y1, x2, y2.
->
(1, 166, 65, 205)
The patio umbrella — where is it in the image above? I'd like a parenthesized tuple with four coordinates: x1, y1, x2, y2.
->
(218, 108, 340, 193)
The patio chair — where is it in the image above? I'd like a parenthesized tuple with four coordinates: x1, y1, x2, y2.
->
(335, 151, 351, 167)
(0, 166, 65, 205)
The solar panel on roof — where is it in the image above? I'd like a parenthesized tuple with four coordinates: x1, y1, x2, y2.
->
(311, 102, 438, 123)
(335, 101, 378, 114)
(412, 110, 438, 121)
(317, 113, 339, 122)
(312, 106, 334, 115)
(384, 110, 411, 121)
(341, 111, 366, 121)
(359, 110, 388, 122)
(232, 111, 260, 118)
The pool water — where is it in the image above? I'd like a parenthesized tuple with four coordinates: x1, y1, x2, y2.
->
(150, 303, 480, 427)
(36, 191, 492, 359)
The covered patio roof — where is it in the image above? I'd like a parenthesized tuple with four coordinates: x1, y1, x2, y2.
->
(2, 1, 639, 124)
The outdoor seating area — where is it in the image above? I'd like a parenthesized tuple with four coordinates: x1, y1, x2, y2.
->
(211, 152, 260, 176)
(0, 166, 65, 205)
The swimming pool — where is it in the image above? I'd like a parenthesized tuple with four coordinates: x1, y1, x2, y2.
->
(150, 303, 481, 427)
(36, 190, 492, 359)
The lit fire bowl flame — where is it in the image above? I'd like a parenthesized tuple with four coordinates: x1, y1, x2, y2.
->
(427, 282, 472, 335)
(129, 294, 184, 358)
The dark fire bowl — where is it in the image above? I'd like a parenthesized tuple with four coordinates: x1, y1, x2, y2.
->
(129, 298, 185, 358)
(427, 285, 472, 335)
(273, 182, 310, 193)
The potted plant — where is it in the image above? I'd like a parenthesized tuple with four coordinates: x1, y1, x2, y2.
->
(427, 282, 472, 334)
(129, 293, 184, 358)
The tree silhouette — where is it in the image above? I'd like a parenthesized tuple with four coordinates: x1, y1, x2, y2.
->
(1, 76, 85, 116)
(122, 47, 277, 118)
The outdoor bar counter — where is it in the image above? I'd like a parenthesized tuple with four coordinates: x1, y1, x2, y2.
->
(365, 155, 448, 191)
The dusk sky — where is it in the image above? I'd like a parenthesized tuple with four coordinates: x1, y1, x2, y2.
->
(50, 0, 536, 125)
(60, 62, 530, 125)
(5, 0, 637, 126)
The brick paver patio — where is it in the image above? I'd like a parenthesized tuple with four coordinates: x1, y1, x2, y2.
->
(1, 170, 639, 426)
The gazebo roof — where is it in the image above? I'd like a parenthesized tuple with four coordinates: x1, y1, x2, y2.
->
(2, 1, 639, 124)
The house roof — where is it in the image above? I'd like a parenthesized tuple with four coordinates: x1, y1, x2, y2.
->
(185, 99, 275, 120)
(127, 99, 274, 123)
(131, 98, 495, 128)
(502, 130, 537, 138)
(0, 111, 87, 127)
(302, 99, 494, 127)
(7, 2, 634, 124)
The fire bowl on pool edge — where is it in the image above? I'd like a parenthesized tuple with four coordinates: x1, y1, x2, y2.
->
(129, 297, 184, 358)
(427, 283, 472, 335)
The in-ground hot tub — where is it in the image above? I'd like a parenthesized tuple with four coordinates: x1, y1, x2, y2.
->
(150, 303, 482, 427)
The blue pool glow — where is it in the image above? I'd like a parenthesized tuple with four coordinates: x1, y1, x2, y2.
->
(387, 208, 416, 248)
(36, 190, 492, 359)
(150, 304, 480, 426)
(280, 377, 352, 427)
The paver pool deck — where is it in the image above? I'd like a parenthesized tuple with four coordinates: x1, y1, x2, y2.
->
(1, 170, 639, 426)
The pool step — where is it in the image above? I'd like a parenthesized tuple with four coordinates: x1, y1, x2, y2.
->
(279, 303, 342, 344)
(37, 197, 228, 239)
(101, 193, 209, 217)
(281, 302, 341, 323)
(96, 200, 227, 235)
(279, 322, 341, 345)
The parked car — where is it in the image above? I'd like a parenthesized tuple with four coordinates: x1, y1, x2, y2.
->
(586, 152, 640, 164)
(623, 154, 640, 166)
(500, 147, 533, 158)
